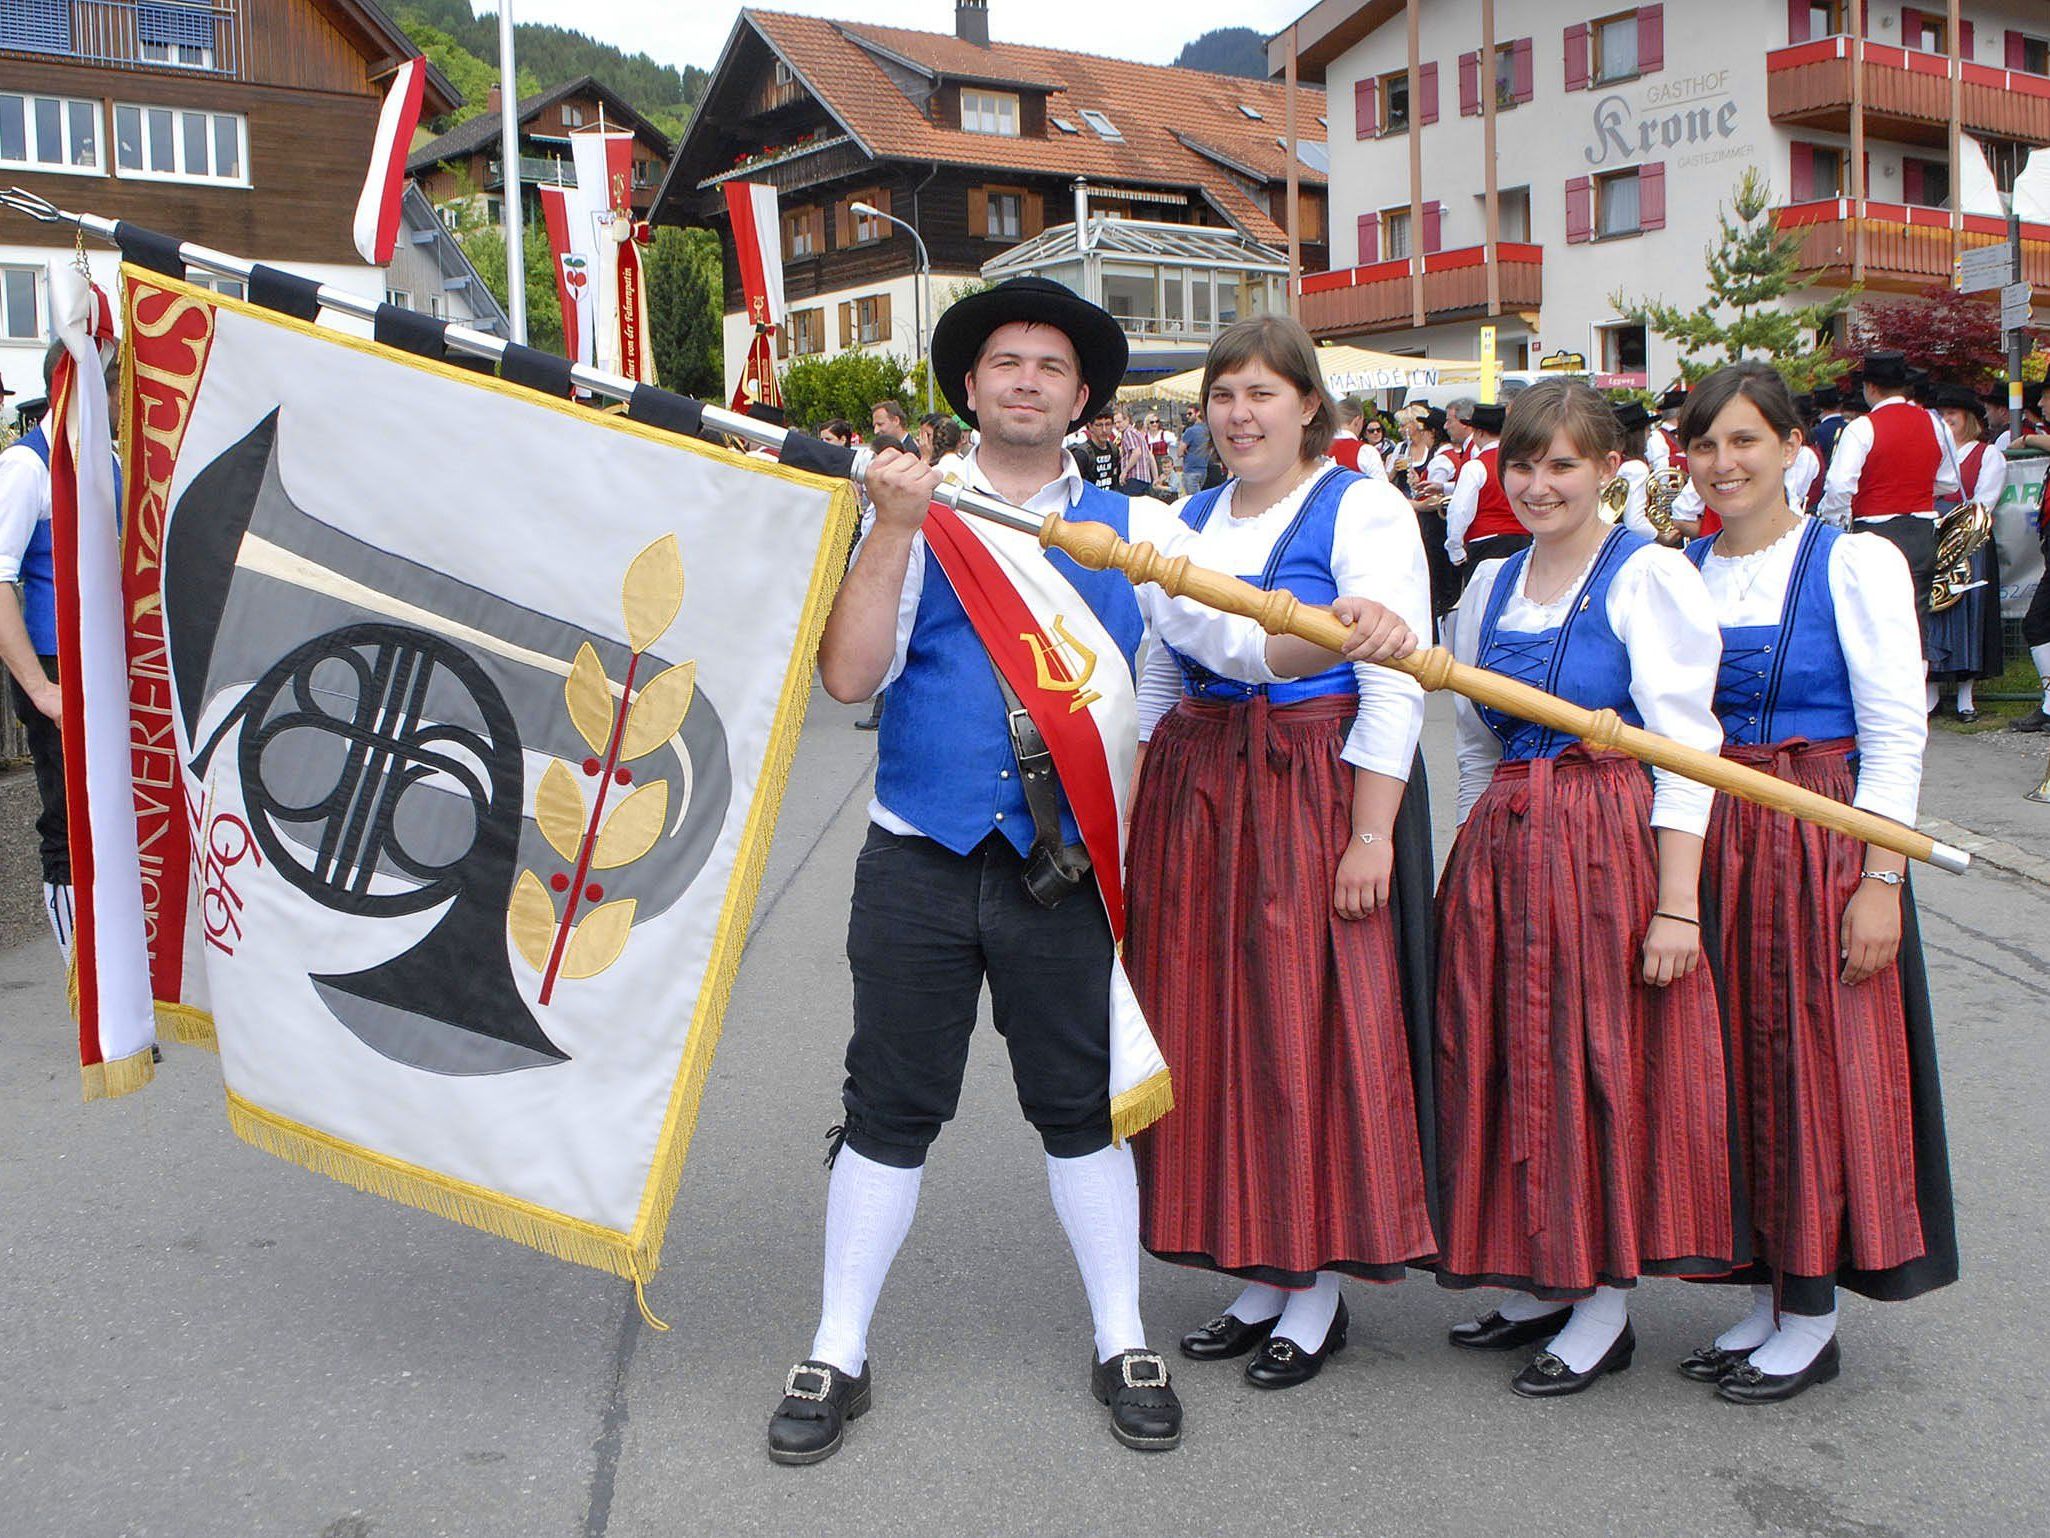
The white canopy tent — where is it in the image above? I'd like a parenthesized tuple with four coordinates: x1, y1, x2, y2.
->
(1120, 343, 1483, 404)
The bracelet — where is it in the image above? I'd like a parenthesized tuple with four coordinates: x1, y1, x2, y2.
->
(1859, 869, 1905, 887)
(1353, 831, 1387, 849)
(1652, 910, 1700, 926)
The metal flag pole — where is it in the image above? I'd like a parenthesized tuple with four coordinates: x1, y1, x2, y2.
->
(497, 0, 526, 344)
(0, 189, 1971, 874)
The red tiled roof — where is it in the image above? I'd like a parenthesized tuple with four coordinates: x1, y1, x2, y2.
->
(744, 9, 1325, 244)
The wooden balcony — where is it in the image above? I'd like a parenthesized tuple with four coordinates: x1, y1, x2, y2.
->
(0, 1, 243, 79)
(1298, 243, 1542, 338)
(1774, 198, 2050, 298)
(1767, 38, 2050, 150)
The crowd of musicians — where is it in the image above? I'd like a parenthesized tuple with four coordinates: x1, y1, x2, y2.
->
(766, 271, 1975, 1464)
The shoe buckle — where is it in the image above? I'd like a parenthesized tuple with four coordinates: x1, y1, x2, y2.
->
(784, 1364, 833, 1402)
(1120, 1352, 1168, 1389)
(1268, 1341, 1298, 1364)
(1533, 1352, 1567, 1378)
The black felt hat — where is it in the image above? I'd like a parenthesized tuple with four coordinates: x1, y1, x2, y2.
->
(1812, 384, 1841, 408)
(1656, 385, 1689, 412)
(1862, 348, 1911, 389)
(929, 276, 1128, 431)
(1611, 398, 1655, 432)
(1928, 382, 1985, 420)
(1468, 401, 1506, 434)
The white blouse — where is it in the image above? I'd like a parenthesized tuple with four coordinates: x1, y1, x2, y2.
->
(1135, 462, 1432, 780)
(1694, 520, 1926, 828)
(1446, 538, 1724, 835)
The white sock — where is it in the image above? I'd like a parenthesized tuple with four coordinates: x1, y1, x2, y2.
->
(1226, 1282, 1288, 1323)
(1046, 1143, 1147, 1363)
(1925, 680, 1940, 713)
(2033, 642, 2050, 706)
(808, 1147, 923, 1376)
(1748, 1306, 1838, 1375)
(1546, 1286, 1629, 1373)
(43, 882, 73, 962)
(1495, 1290, 1562, 1322)
(1956, 680, 1975, 712)
(1714, 1285, 1778, 1352)
(1273, 1272, 1342, 1352)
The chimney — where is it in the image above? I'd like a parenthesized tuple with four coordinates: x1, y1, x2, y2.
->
(955, 0, 989, 47)
(485, 83, 502, 115)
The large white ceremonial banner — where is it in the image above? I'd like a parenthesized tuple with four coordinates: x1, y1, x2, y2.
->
(111, 269, 856, 1287)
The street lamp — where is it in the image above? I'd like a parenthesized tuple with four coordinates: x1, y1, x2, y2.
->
(850, 201, 933, 414)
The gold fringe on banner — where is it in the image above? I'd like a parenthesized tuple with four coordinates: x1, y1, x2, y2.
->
(81, 1048, 156, 1102)
(1109, 1068, 1174, 1147)
(157, 1004, 217, 1050)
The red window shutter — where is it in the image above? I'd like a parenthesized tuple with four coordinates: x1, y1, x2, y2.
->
(1358, 211, 1380, 264)
(1901, 157, 1923, 205)
(1638, 6, 1664, 72)
(1419, 60, 1440, 124)
(1565, 22, 1590, 91)
(1355, 77, 1377, 139)
(1422, 201, 1444, 254)
(1514, 37, 1534, 101)
(1790, 141, 1815, 201)
(1460, 50, 1481, 115)
(1959, 19, 1974, 57)
(1566, 176, 1594, 243)
(1639, 162, 1666, 229)
(1901, 7, 1921, 49)
(2010, 31, 2029, 70)
(1788, 0, 1811, 43)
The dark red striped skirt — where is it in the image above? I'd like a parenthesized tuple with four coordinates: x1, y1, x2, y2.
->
(1127, 694, 1437, 1286)
(1435, 749, 1738, 1299)
(1701, 739, 1957, 1308)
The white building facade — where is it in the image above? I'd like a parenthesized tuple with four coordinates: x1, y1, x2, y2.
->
(1280, 0, 2050, 387)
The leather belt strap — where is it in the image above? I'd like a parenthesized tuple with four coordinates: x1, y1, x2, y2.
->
(989, 658, 1091, 883)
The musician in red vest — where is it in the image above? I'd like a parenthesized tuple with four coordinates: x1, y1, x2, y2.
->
(1816, 349, 1959, 649)
(1445, 401, 1525, 579)
(1644, 385, 1689, 477)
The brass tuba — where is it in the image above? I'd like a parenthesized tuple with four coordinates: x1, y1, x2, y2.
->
(1928, 501, 1994, 613)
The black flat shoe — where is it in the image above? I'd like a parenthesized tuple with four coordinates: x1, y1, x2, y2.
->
(1179, 1311, 1278, 1361)
(1090, 1350, 1182, 1451)
(1956, 708, 1980, 724)
(1510, 1321, 1635, 1398)
(2012, 707, 2050, 734)
(1449, 1305, 1573, 1351)
(1678, 1344, 1752, 1383)
(767, 1359, 872, 1465)
(1716, 1337, 1841, 1404)
(1244, 1297, 1348, 1389)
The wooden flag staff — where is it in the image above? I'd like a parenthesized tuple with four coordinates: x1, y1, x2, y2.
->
(0, 190, 1968, 873)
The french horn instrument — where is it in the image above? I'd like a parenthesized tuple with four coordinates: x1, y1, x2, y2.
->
(1644, 467, 1689, 539)
(1928, 501, 1993, 614)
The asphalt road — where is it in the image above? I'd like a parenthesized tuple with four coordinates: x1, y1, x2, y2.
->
(3, 689, 2046, 1538)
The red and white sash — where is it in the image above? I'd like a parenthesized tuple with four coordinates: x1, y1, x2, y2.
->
(919, 502, 1172, 1141)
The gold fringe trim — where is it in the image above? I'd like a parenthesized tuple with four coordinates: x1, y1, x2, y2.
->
(1109, 1068, 1174, 1146)
(156, 1003, 218, 1050)
(620, 478, 862, 1283)
(225, 1089, 641, 1279)
(81, 1047, 156, 1102)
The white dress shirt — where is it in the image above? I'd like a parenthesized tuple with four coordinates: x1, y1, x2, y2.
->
(1956, 435, 2008, 508)
(1134, 462, 1431, 778)
(1614, 459, 1659, 541)
(1816, 396, 1962, 528)
(1446, 538, 1724, 835)
(1644, 427, 1671, 475)
(1695, 521, 1925, 826)
(1444, 447, 1496, 562)
(0, 438, 52, 584)
(857, 445, 1283, 837)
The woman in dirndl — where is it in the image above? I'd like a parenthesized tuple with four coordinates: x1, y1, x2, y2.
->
(1126, 314, 1439, 1389)
(1925, 383, 2006, 722)
(1677, 361, 1957, 1404)
(1435, 378, 1741, 1397)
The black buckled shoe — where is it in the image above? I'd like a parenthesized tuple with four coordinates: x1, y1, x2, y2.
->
(2010, 707, 2050, 734)
(1179, 1311, 1279, 1361)
(767, 1359, 872, 1465)
(1510, 1322, 1635, 1398)
(1448, 1305, 1572, 1351)
(1716, 1337, 1840, 1404)
(1244, 1297, 1348, 1389)
(1678, 1343, 1753, 1383)
(1090, 1350, 1182, 1451)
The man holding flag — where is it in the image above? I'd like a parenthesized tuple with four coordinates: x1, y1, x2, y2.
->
(766, 277, 1413, 1463)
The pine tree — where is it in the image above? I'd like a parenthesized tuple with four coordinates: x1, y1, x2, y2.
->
(1610, 167, 1856, 392)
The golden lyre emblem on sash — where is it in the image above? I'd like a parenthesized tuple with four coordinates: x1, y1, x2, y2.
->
(1021, 616, 1102, 713)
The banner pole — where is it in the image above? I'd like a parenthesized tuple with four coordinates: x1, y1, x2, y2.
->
(498, 0, 526, 344)
(3, 192, 1969, 874)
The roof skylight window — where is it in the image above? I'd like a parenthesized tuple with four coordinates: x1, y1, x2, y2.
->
(1079, 108, 1123, 142)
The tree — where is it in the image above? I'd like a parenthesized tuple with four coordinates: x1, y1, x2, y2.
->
(644, 227, 721, 399)
(1610, 167, 1856, 392)
(1846, 281, 2041, 390)
(779, 352, 919, 432)
(459, 215, 564, 356)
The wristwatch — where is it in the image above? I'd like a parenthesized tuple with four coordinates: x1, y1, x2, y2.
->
(1859, 869, 1905, 887)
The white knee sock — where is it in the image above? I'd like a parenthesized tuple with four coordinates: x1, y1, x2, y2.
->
(1273, 1271, 1342, 1352)
(1226, 1282, 1288, 1323)
(1714, 1284, 1778, 1352)
(808, 1147, 923, 1376)
(43, 883, 73, 962)
(2034, 642, 2050, 707)
(1749, 1305, 1838, 1375)
(1546, 1286, 1629, 1373)
(1495, 1290, 1563, 1322)
(1925, 680, 1940, 713)
(1956, 680, 1975, 712)
(1046, 1143, 1147, 1363)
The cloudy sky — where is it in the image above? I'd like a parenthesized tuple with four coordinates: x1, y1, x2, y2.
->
(482, 1, 1308, 75)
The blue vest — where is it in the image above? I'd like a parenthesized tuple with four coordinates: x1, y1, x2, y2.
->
(10, 428, 55, 657)
(873, 482, 1144, 857)
(1686, 519, 1857, 746)
(1477, 526, 1648, 760)
(1167, 466, 1359, 706)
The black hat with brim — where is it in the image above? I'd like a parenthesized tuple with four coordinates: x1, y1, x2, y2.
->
(1611, 399, 1654, 432)
(1928, 383, 1985, 419)
(1812, 384, 1840, 408)
(1468, 401, 1507, 434)
(1862, 348, 1911, 388)
(930, 276, 1128, 431)
(1656, 386, 1689, 411)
